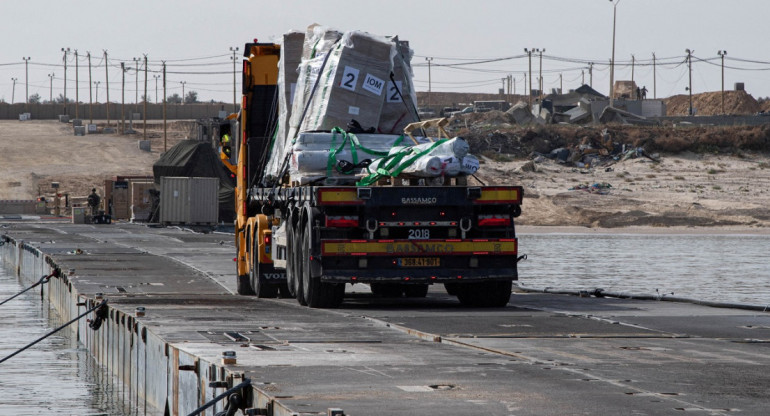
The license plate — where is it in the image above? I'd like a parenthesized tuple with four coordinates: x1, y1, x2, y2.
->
(398, 257, 440, 267)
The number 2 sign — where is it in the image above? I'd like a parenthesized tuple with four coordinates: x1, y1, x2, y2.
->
(340, 66, 359, 91)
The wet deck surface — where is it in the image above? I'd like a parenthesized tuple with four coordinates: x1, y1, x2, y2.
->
(3, 222, 770, 415)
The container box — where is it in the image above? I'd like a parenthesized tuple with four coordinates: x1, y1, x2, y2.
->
(72, 206, 86, 224)
(159, 177, 219, 225)
(130, 181, 155, 222)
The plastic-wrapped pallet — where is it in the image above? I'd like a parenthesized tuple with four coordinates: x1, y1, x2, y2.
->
(301, 31, 395, 132)
(266, 30, 305, 183)
(288, 131, 408, 181)
(266, 25, 342, 181)
(360, 137, 476, 182)
(377, 37, 418, 134)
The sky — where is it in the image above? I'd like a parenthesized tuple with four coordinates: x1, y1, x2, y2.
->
(2, 0, 770, 105)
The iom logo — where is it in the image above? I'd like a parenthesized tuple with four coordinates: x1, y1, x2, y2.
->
(362, 73, 385, 96)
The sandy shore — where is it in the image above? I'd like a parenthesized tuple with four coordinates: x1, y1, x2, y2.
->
(2, 119, 769, 230)
(477, 150, 770, 229)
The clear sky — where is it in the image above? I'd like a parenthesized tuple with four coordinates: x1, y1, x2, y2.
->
(2, 0, 769, 105)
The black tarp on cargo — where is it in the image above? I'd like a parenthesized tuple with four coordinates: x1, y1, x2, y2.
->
(152, 140, 235, 222)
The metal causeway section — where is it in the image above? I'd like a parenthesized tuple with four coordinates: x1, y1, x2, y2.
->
(1, 225, 284, 416)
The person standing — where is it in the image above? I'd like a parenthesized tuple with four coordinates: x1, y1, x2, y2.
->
(87, 188, 101, 216)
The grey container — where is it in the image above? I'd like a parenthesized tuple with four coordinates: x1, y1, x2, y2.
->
(159, 177, 219, 225)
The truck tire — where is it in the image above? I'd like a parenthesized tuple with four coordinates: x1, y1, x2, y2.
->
(237, 274, 255, 296)
(285, 217, 297, 298)
(235, 235, 255, 296)
(301, 228, 344, 308)
(456, 281, 512, 307)
(251, 240, 278, 298)
(403, 284, 429, 298)
(292, 221, 307, 306)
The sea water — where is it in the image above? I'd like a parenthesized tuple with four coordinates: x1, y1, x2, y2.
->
(518, 232, 770, 307)
(0, 266, 134, 415)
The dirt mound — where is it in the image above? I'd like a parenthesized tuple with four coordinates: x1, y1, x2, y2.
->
(664, 90, 760, 116)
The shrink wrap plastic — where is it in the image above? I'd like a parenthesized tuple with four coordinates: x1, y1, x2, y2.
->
(261, 25, 481, 185)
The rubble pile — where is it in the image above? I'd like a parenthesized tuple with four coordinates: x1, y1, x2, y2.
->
(663, 90, 761, 116)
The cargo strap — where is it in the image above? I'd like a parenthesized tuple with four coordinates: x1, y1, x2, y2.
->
(326, 127, 404, 176)
(356, 139, 447, 186)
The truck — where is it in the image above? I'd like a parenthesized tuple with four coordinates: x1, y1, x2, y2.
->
(233, 38, 524, 308)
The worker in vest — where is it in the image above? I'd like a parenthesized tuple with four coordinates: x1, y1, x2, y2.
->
(221, 133, 232, 157)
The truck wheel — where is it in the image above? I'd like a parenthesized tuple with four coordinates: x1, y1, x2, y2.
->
(237, 274, 255, 296)
(301, 229, 344, 308)
(251, 242, 278, 298)
(292, 222, 307, 306)
(370, 283, 403, 298)
(457, 281, 512, 307)
(403, 284, 429, 298)
(285, 218, 297, 298)
(235, 235, 255, 296)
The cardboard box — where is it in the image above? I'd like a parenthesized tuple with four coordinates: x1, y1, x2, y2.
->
(301, 31, 394, 132)
(378, 38, 416, 134)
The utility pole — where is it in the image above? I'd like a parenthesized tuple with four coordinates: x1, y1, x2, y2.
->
(610, 0, 621, 108)
(163, 62, 167, 151)
(230, 46, 239, 112)
(75, 50, 80, 119)
(87, 52, 93, 124)
(425, 57, 433, 109)
(589, 62, 594, 88)
(685, 48, 694, 116)
(22, 57, 30, 110)
(180, 81, 186, 104)
(133, 57, 140, 112)
(48, 73, 55, 103)
(153, 74, 160, 104)
(104, 50, 110, 126)
(538, 48, 545, 100)
(94, 81, 100, 103)
(11, 78, 17, 104)
(631, 54, 635, 84)
(61, 48, 70, 114)
(559, 73, 563, 94)
(143, 55, 148, 140)
(524, 48, 534, 107)
(652, 52, 657, 99)
(582, 70, 585, 86)
(121, 62, 125, 134)
(718, 50, 727, 114)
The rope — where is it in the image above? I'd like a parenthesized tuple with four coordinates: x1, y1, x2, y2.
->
(0, 272, 56, 307)
(186, 379, 251, 416)
(0, 299, 108, 364)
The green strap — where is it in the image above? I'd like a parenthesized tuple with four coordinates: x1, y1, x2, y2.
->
(356, 139, 447, 186)
(324, 130, 406, 177)
(326, 127, 345, 177)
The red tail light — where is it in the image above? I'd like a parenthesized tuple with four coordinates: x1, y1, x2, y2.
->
(325, 216, 359, 228)
(477, 215, 511, 227)
(264, 234, 271, 245)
